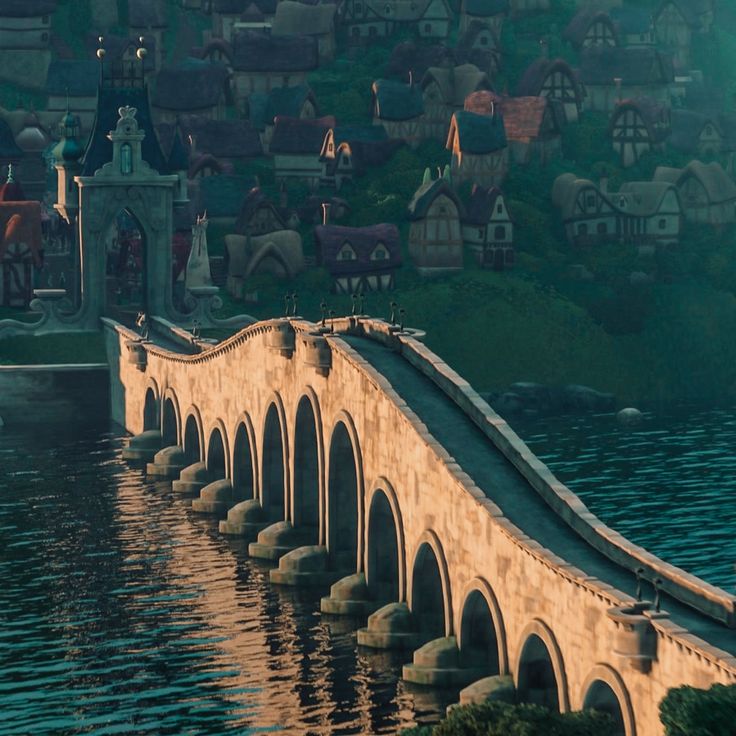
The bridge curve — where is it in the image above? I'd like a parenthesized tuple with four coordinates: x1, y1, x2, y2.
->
(106, 316, 736, 736)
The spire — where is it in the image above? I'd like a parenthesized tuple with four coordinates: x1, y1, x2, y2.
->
(6, 163, 14, 183)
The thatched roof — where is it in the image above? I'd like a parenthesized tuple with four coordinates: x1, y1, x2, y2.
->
(609, 97, 671, 143)
(407, 177, 463, 219)
(654, 160, 736, 204)
(235, 187, 287, 233)
(462, 0, 508, 17)
(177, 115, 263, 158)
(386, 41, 455, 82)
(447, 109, 506, 153)
(516, 58, 584, 102)
(315, 223, 402, 275)
(579, 46, 674, 86)
(372, 79, 424, 121)
(421, 64, 492, 107)
(270, 116, 335, 154)
(563, 8, 617, 48)
(229, 30, 319, 72)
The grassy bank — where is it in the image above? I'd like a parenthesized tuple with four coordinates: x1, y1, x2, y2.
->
(0, 332, 107, 366)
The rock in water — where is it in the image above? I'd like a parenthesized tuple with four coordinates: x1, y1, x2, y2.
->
(617, 407, 643, 427)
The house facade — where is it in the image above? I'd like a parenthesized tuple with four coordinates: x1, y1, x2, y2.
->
(407, 173, 464, 273)
(342, 0, 452, 43)
(462, 184, 514, 269)
(271, 1, 336, 62)
(516, 57, 585, 123)
(270, 116, 335, 188)
(446, 109, 508, 186)
(371, 79, 425, 146)
(458, 0, 508, 34)
(609, 97, 671, 167)
(0, 0, 56, 50)
(563, 8, 618, 49)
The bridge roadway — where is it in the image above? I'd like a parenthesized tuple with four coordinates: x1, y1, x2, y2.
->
(341, 335, 736, 658)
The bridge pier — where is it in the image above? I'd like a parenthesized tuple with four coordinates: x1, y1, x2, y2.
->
(456, 675, 516, 706)
(219, 499, 269, 538)
(248, 521, 315, 561)
(403, 636, 488, 688)
(269, 545, 343, 587)
(191, 478, 234, 517)
(172, 462, 209, 494)
(357, 602, 421, 650)
(146, 445, 186, 479)
(320, 573, 381, 617)
(122, 430, 162, 463)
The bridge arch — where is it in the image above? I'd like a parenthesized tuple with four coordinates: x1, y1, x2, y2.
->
(231, 414, 257, 500)
(515, 619, 570, 713)
(408, 530, 453, 640)
(326, 412, 364, 572)
(365, 480, 406, 604)
(290, 390, 323, 540)
(161, 388, 181, 446)
(580, 664, 635, 736)
(261, 395, 289, 522)
(182, 407, 204, 464)
(458, 578, 508, 676)
(206, 420, 230, 479)
(143, 379, 160, 430)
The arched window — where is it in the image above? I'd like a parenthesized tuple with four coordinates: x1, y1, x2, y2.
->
(121, 144, 132, 175)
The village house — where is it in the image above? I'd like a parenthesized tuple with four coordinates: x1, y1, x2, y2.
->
(609, 97, 671, 167)
(233, 3, 271, 34)
(455, 21, 501, 76)
(579, 46, 674, 112)
(462, 184, 514, 270)
(552, 172, 682, 249)
(152, 59, 233, 124)
(270, 116, 336, 188)
(465, 91, 564, 165)
(211, 0, 248, 41)
(609, 6, 656, 47)
(235, 187, 289, 236)
(201, 31, 318, 99)
(386, 41, 455, 81)
(0, 0, 55, 49)
(129, 0, 168, 70)
(669, 109, 736, 159)
(516, 57, 585, 123)
(420, 63, 492, 140)
(45, 60, 100, 133)
(446, 109, 508, 186)
(271, 1, 336, 62)
(407, 171, 464, 273)
(654, 160, 736, 226)
(563, 7, 618, 49)
(315, 223, 402, 293)
(247, 85, 319, 150)
(342, 0, 453, 43)
(654, 0, 715, 67)
(458, 0, 508, 34)
(371, 79, 425, 146)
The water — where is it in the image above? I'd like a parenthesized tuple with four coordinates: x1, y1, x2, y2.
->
(0, 422, 452, 735)
(509, 405, 736, 593)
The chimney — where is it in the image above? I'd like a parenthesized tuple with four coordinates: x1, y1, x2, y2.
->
(408, 69, 414, 87)
(321, 201, 331, 226)
(188, 134, 197, 159)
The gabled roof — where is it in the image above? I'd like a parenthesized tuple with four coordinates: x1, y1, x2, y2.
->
(563, 8, 617, 48)
(0, 202, 43, 266)
(372, 79, 424, 121)
(463, 184, 506, 226)
(270, 116, 335, 154)
(235, 187, 287, 233)
(152, 60, 231, 111)
(421, 63, 492, 107)
(579, 46, 674, 86)
(0, 0, 56, 16)
(272, 1, 336, 35)
(45, 60, 99, 97)
(128, 0, 168, 28)
(609, 97, 671, 143)
(177, 115, 263, 158)
(462, 0, 508, 17)
(457, 20, 500, 53)
(314, 223, 402, 275)
(448, 109, 506, 153)
(516, 58, 584, 101)
(386, 41, 455, 82)
(617, 180, 680, 216)
(407, 177, 463, 220)
(465, 91, 560, 139)
(654, 0, 713, 30)
(81, 86, 169, 176)
(654, 160, 736, 204)
(229, 30, 319, 72)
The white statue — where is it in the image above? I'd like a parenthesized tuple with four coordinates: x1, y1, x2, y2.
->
(186, 212, 213, 289)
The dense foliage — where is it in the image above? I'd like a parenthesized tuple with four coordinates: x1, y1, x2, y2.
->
(659, 684, 736, 736)
(401, 702, 616, 736)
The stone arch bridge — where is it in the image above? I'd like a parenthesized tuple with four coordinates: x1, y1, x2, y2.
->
(105, 316, 736, 736)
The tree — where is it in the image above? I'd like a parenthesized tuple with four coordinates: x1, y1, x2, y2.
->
(660, 684, 736, 736)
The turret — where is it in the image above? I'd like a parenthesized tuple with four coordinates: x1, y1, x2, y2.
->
(53, 108, 83, 223)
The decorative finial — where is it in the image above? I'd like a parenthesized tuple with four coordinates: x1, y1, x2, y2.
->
(97, 36, 106, 61)
(635, 567, 644, 601)
(6, 163, 14, 184)
(291, 292, 298, 317)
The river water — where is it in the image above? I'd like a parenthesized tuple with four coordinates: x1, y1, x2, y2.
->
(509, 405, 736, 593)
(0, 422, 453, 735)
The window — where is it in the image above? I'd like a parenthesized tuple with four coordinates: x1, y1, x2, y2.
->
(371, 243, 389, 260)
(42, 15, 48, 23)
(41, 32, 48, 43)
(424, 23, 432, 33)
(577, 223, 588, 236)
(586, 194, 595, 208)
(478, 228, 484, 239)
(505, 248, 514, 266)
(480, 35, 488, 46)
(597, 222, 607, 234)
(494, 225, 506, 240)
(338, 243, 356, 260)
(343, 155, 351, 165)
(658, 218, 667, 230)
(496, 203, 503, 213)
(384, 3, 392, 13)
(352, 25, 361, 36)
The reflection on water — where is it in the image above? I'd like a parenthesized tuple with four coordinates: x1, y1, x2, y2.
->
(0, 423, 454, 735)
(509, 406, 736, 592)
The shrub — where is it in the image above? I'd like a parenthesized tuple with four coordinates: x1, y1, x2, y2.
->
(660, 684, 736, 736)
(401, 702, 616, 736)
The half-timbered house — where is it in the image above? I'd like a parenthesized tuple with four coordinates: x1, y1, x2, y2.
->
(446, 109, 508, 186)
(371, 79, 425, 146)
(654, 0, 714, 67)
(516, 57, 585, 123)
(563, 7, 618, 49)
(669, 109, 736, 158)
(342, 0, 452, 43)
(609, 97, 671, 167)
(462, 184, 514, 269)
(455, 21, 501, 76)
(270, 116, 336, 188)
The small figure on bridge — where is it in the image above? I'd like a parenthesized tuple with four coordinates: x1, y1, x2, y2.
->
(135, 311, 149, 340)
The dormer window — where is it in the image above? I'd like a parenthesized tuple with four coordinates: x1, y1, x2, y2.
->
(384, 3, 392, 14)
(338, 242, 356, 261)
(371, 242, 389, 260)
